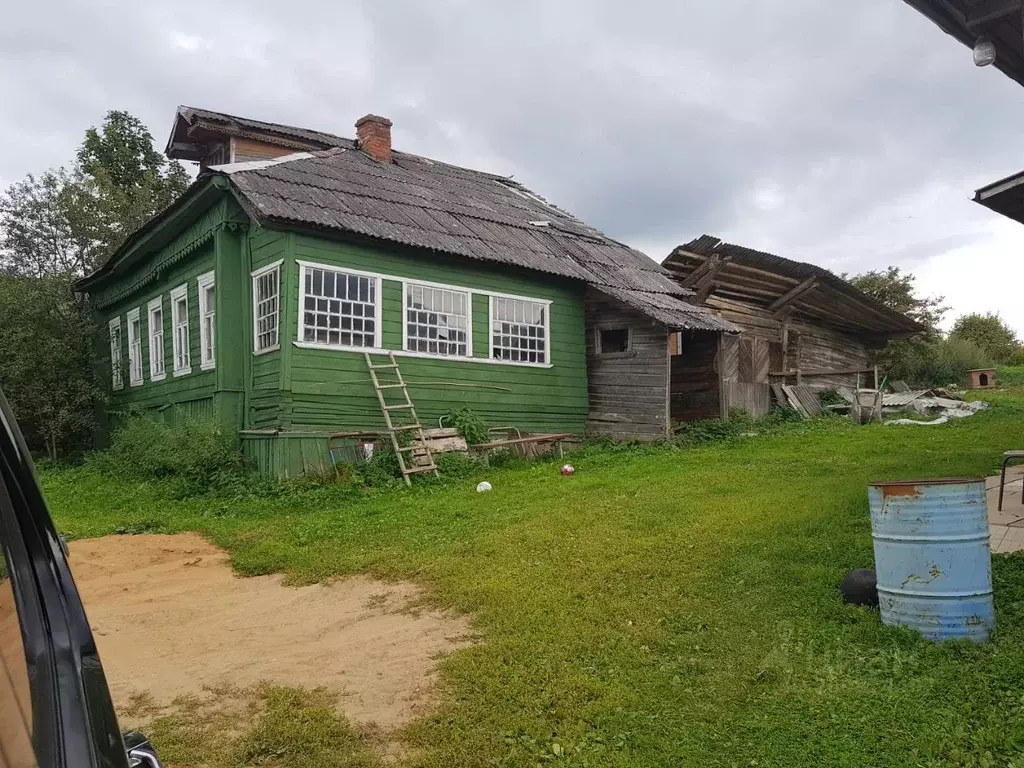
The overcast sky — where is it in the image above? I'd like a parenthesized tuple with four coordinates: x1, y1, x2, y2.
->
(3, 0, 1024, 331)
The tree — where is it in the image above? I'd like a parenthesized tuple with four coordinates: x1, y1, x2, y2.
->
(0, 110, 190, 457)
(845, 266, 947, 336)
(0, 110, 190, 278)
(949, 312, 1020, 363)
(72, 110, 190, 266)
(0, 169, 98, 277)
(843, 267, 976, 386)
(0, 275, 105, 458)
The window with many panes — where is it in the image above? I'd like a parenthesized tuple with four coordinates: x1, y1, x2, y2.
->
(197, 271, 215, 370)
(171, 284, 190, 375)
(491, 296, 548, 364)
(148, 297, 165, 380)
(127, 308, 143, 386)
(108, 317, 123, 390)
(252, 262, 281, 353)
(405, 282, 470, 357)
(300, 264, 377, 348)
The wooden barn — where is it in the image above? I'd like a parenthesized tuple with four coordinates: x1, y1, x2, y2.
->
(662, 236, 924, 416)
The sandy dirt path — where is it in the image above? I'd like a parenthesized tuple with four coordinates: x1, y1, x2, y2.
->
(69, 532, 471, 730)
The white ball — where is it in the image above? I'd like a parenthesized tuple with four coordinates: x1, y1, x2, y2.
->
(476, 481, 493, 493)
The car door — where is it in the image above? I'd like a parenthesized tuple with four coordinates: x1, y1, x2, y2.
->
(0, 390, 129, 768)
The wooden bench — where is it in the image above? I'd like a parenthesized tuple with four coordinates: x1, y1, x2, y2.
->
(469, 433, 575, 463)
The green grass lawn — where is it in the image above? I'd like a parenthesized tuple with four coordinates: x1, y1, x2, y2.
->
(42, 392, 1024, 767)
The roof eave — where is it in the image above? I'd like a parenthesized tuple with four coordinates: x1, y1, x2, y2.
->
(974, 168, 1024, 225)
(902, 0, 1024, 88)
(75, 176, 231, 293)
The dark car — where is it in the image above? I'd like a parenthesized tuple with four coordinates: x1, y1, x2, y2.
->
(0, 389, 162, 768)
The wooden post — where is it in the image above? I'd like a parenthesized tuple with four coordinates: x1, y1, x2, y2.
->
(874, 365, 879, 390)
(796, 368, 802, 386)
(717, 333, 727, 419)
(663, 330, 672, 439)
(214, 225, 246, 432)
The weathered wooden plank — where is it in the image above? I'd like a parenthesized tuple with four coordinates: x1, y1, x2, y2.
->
(585, 289, 670, 440)
(768, 276, 819, 313)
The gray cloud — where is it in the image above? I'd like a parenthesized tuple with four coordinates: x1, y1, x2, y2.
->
(4, 0, 1024, 326)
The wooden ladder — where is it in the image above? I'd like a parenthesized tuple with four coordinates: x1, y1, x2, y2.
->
(364, 351, 438, 486)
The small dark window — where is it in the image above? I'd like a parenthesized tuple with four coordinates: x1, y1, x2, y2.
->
(599, 327, 630, 354)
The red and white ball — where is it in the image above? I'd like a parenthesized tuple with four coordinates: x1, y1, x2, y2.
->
(560, 464, 575, 476)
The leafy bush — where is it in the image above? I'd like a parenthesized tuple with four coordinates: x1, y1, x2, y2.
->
(446, 407, 489, 445)
(673, 407, 802, 445)
(997, 365, 1024, 386)
(88, 415, 248, 497)
(356, 446, 404, 488)
(881, 336, 992, 388)
(432, 451, 485, 479)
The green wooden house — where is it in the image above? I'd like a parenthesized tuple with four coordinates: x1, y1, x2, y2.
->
(78, 107, 736, 476)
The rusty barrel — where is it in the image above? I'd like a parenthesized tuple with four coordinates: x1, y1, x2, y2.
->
(868, 478, 993, 643)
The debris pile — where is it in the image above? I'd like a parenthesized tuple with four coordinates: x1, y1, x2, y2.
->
(773, 380, 990, 425)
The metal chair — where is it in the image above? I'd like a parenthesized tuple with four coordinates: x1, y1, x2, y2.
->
(998, 450, 1024, 510)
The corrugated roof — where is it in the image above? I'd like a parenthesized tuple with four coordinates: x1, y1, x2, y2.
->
(595, 286, 739, 333)
(208, 145, 726, 328)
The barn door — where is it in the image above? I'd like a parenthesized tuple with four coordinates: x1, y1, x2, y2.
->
(739, 338, 769, 384)
(727, 336, 771, 417)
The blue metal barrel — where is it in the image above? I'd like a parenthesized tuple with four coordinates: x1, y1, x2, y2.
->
(868, 478, 993, 643)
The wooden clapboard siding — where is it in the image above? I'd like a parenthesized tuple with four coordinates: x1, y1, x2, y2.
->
(282, 233, 589, 436)
(232, 137, 297, 163)
(101, 240, 218, 417)
(585, 290, 669, 441)
(724, 380, 771, 416)
(705, 294, 876, 392)
(669, 331, 721, 422)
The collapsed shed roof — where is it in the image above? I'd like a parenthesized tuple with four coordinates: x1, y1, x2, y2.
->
(662, 235, 925, 337)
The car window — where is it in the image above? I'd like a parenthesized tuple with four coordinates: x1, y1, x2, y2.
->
(0, 545, 36, 768)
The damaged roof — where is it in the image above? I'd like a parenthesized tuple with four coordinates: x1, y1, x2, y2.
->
(663, 235, 924, 336)
(166, 106, 357, 159)
(93, 106, 738, 333)
(192, 128, 736, 332)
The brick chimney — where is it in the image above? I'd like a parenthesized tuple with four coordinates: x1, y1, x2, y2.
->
(355, 114, 393, 163)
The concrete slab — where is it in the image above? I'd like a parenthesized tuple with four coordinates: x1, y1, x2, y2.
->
(988, 466, 1024, 553)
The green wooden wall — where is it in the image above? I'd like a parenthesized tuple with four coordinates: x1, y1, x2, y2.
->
(96, 194, 249, 430)
(283, 234, 588, 435)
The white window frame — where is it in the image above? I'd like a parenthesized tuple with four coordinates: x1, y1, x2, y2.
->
(488, 293, 552, 366)
(289, 263, 553, 368)
(252, 260, 282, 354)
(296, 261, 382, 351)
(402, 280, 473, 359)
(148, 296, 166, 381)
(108, 317, 123, 391)
(127, 307, 143, 386)
(170, 283, 191, 377)
(197, 270, 216, 370)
